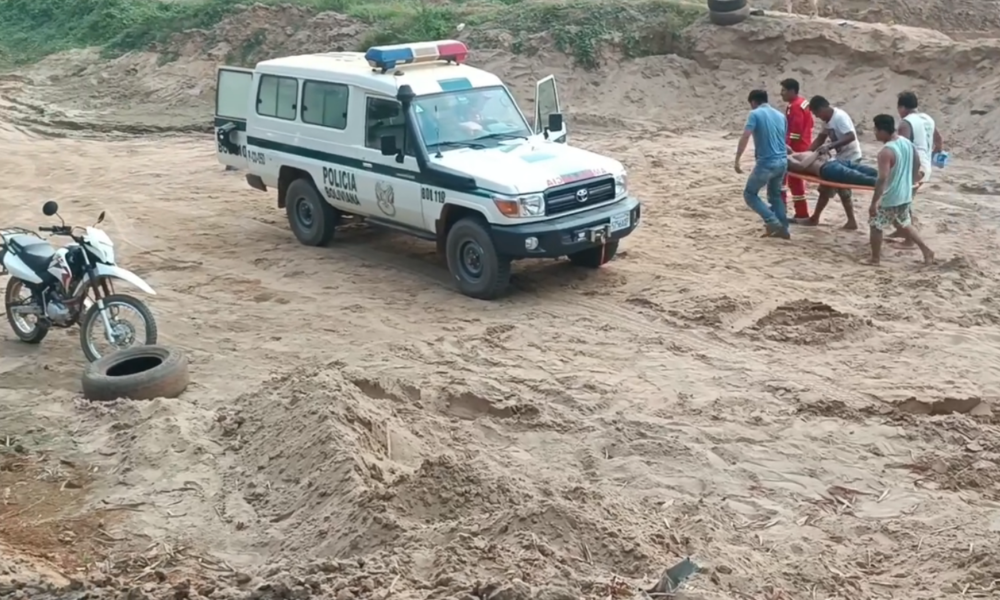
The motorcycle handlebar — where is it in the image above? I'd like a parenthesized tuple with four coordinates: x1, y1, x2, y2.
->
(38, 225, 72, 234)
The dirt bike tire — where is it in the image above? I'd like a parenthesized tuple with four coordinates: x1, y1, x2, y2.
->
(79, 293, 158, 362)
(709, 5, 751, 26)
(707, 0, 747, 13)
(4, 277, 50, 344)
(81, 344, 189, 402)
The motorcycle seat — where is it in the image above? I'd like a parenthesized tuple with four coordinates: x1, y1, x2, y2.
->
(8, 235, 56, 273)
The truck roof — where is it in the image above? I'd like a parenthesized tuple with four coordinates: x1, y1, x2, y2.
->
(255, 52, 504, 98)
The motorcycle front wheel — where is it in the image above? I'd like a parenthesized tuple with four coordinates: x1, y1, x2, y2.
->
(79, 293, 158, 362)
(4, 277, 50, 344)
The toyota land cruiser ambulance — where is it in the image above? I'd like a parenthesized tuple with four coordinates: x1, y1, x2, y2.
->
(214, 40, 641, 300)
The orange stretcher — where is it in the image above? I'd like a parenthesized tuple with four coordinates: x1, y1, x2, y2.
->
(790, 172, 923, 192)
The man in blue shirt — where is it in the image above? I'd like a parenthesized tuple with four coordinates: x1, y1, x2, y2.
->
(735, 89, 790, 239)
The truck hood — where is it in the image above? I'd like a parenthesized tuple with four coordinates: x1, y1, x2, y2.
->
(429, 140, 623, 195)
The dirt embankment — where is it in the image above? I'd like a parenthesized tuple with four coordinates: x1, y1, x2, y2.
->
(3, 3, 999, 157)
(758, 0, 1000, 35)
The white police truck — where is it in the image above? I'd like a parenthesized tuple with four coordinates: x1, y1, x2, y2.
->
(214, 40, 641, 300)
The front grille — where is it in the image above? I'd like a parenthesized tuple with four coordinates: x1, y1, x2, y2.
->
(544, 176, 616, 216)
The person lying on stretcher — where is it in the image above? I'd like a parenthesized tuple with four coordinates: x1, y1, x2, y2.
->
(787, 150, 878, 188)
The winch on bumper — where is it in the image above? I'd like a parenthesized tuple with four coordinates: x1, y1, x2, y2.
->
(490, 196, 641, 258)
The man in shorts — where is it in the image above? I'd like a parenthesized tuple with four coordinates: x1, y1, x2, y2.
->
(802, 96, 864, 230)
(866, 114, 934, 266)
(787, 150, 878, 187)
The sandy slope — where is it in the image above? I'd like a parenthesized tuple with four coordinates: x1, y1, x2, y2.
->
(3, 3, 1000, 600)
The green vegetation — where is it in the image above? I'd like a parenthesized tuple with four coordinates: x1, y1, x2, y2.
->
(0, 0, 706, 69)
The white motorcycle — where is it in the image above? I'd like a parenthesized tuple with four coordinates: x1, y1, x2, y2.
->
(0, 201, 158, 362)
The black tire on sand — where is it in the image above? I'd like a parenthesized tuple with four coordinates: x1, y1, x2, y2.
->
(709, 4, 752, 26)
(707, 0, 748, 13)
(82, 345, 190, 401)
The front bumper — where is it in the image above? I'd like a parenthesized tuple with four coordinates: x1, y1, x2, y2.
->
(490, 196, 641, 259)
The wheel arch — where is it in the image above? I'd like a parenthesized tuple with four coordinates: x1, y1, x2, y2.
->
(277, 166, 315, 209)
(435, 204, 488, 253)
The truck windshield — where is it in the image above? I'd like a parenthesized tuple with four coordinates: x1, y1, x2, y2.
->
(412, 86, 532, 151)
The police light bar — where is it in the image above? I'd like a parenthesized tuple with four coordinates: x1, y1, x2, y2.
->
(365, 40, 469, 72)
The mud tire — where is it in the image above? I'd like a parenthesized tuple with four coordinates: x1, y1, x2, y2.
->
(709, 5, 751, 25)
(445, 217, 512, 300)
(80, 293, 157, 362)
(4, 277, 49, 344)
(82, 345, 190, 402)
(286, 178, 339, 246)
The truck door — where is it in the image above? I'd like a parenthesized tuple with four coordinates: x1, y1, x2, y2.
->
(215, 66, 254, 170)
(534, 75, 566, 144)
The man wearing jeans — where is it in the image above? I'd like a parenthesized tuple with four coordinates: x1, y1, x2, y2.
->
(735, 89, 790, 239)
(804, 96, 864, 229)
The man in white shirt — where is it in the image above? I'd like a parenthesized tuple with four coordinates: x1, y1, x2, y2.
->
(893, 91, 943, 245)
(800, 96, 864, 230)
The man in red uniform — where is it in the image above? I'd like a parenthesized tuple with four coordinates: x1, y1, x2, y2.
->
(780, 78, 814, 220)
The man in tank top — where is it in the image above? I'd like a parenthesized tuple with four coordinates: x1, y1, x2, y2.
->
(865, 114, 935, 266)
(892, 91, 944, 244)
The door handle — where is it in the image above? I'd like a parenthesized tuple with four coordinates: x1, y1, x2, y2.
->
(362, 162, 373, 169)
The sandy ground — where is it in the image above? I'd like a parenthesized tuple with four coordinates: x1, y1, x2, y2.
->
(3, 4, 1000, 600)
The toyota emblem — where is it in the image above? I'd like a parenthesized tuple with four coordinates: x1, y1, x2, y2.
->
(575, 188, 589, 202)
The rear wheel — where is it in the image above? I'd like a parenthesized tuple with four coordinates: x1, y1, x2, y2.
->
(4, 278, 49, 344)
(445, 217, 512, 300)
(286, 178, 339, 246)
(79, 294, 158, 362)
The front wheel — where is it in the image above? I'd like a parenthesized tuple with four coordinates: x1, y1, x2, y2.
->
(568, 241, 619, 268)
(4, 277, 49, 344)
(79, 293, 158, 362)
(445, 217, 512, 300)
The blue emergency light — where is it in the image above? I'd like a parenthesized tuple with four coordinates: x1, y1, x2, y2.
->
(365, 40, 469, 72)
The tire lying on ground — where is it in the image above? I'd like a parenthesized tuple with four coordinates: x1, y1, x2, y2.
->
(82, 345, 190, 401)
(706, 0, 747, 12)
(709, 4, 751, 25)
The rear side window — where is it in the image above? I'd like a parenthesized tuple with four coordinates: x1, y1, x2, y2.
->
(301, 81, 349, 130)
(257, 75, 298, 120)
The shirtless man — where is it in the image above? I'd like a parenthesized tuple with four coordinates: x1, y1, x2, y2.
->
(787, 150, 878, 188)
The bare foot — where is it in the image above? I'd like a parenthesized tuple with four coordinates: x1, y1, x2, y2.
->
(842, 221, 858, 231)
(921, 249, 936, 265)
(796, 217, 819, 227)
(887, 238, 918, 249)
(860, 257, 881, 266)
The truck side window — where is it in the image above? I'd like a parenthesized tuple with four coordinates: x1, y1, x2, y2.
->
(301, 81, 349, 130)
(365, 97, 413, 156)
(256, 75, 298, 121)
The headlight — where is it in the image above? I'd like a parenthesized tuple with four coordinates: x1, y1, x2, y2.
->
(615, 173, 628, 198)
(492, 193, 545, 218)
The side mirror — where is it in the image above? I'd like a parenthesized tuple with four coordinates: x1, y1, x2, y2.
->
(379, 135, 399, 157)
(96, 211, 106, 225)
(547, 112, 564, 132)
(42, 201, 59, 216)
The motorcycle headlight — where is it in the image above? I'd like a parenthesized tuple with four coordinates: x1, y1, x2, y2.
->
(615, 173, 628, 198)
(492, 193, 546, 218)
